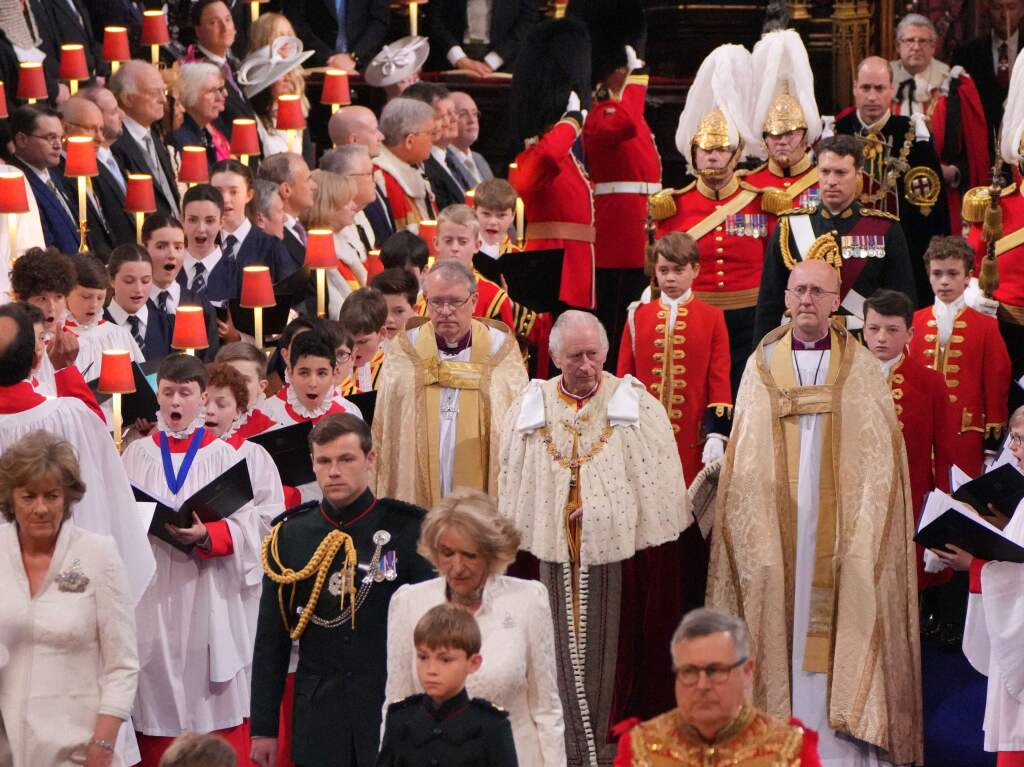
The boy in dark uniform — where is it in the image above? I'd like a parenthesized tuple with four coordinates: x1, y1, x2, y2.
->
(250, 414, 435, 767)
(377, 603, 518, 767)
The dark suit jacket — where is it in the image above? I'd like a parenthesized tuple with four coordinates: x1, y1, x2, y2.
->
(111, 127, 180, 218)
(423, 155, 464, 212)
(12, 158, 80, 255)
(953, 27, 1024, 144)
(283, 0, 389, 70)
(427, 0, 537, 71)
(176, 255, 237, 305)
(235, 225, 300, 285)
(183, 49, 255, 137)
(103, 301, 174, 361)
(170, 113, 219, 172)
(56, 157, 115, 259)
(91, 154, 137, 251)
(32, 0, 108, 80)
(363, 186, 396, 247)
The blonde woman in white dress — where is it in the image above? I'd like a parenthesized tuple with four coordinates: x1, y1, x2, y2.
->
(385, 488, 567, 766)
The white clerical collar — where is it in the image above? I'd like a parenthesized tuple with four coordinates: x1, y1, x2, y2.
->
(106, 300, 148, 327)
(879, 352, 903, 377)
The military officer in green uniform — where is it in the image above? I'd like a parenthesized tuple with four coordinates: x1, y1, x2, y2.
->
(753, 135, 916, 345)
(250, 413, 435, 767)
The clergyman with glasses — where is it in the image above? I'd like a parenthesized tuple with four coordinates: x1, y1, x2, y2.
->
(752, 134, 916, 345)
(372, 259, 527, 506)
(613, 608, 824, 765)
(709, 256, 923, 764)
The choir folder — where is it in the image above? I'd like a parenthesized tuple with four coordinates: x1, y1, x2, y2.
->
(914, 490, 1024, 563)
(952, 463, 1024, 519)
(132, 459, 254, 552)
(249, 420, 315, 487)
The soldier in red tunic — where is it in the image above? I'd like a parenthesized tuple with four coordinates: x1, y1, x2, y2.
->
(744, 30, 822, 233)
(577, 0, 660, 366)
(907, 236, 1011, 477)
(651, 44, 764, 395)
(617, 232, 732, 483)
(863, 289, 955, 590)
(509, 18, 595, 310)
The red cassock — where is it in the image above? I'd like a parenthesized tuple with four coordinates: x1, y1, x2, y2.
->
(655, 180, 766, 312)
(908, 305, 1011, 477)
(616, 296, 732, 483)
(893, 71, 990, 229)
(511, 117, 595, 308)
(965, 184, 1024, 312)
(887, 353, 956, 588)
(582, 73, 662, 270)
(743, 155, 820, 237)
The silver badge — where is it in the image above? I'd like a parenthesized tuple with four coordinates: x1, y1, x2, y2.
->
(328, 571, 348, 596)
(373, 530, 391, 546)
(55, 559, 89, 593)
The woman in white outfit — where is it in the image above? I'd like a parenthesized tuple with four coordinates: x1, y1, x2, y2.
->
(0, 431, 139, 767)
(385, 487, 567, 766)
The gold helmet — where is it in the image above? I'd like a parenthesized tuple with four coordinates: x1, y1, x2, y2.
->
(693, 107, 733, 152)
(763, 84, 808, 137)
(750, 31, 820, 160)
(675, 45, 755, 165)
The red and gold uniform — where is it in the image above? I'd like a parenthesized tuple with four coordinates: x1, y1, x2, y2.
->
(884, 353, 955, 587)
(908, 304, 1011, 476)
(613, 706, 822, 767)
(744, 154, 820, 236)
(583, 73, 662, 270)
(339, 347, 386, 397)
(654, 175, 767, 393)
(511, 114, 595, 309)
(617, 293, 732, 482)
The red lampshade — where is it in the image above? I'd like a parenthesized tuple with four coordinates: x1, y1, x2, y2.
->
(241, 266, 276, 308)
(59, 45, 90, 82)
(65, 136, 98, 178)
(102, 27, 131, 63)
(124, 174, 156, 213)
(178, 146, 209, 184)
(464, 189, 475, 208)
(321, 69, 351, 106)
(171, 305, 209, 350)
(98, 350, 136, 394)
(230, 119, 260, 157)
(366, 248, 384, 280)
(418, 219, 437, 255)
(16, 63, 47, 101)
(140, 10, 170, 46)
(0, 82, 8, 119)
(275, 94, 305, 131)
(0, 171, 29, 214)
(305, 228, 337, 268)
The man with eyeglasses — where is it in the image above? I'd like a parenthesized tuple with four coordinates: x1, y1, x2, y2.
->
(890, 13, 991, 232)
(8, 105, 81, 256)
(711, 257, 921, 766)
(614, 608, 823, 766)
(372, 259, 526, 507)
(753, 135, 915, 346)
(373, 97, 439, 231)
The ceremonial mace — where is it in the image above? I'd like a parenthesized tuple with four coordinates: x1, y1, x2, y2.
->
(979, 156, 1006, 299)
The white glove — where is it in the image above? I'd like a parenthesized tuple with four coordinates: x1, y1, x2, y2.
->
(911, 112, 931, 142)
(701, 435, 726, 465)
(964, 276, 1000, 316)
(820, 116, 835, 139)
(922, 547, 949, 574)
(624, 45, 643, 74)
(566, 91, 581, 114)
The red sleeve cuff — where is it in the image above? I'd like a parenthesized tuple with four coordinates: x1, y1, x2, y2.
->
(197, 519, 234, 558)
(969, 558, 987, 594)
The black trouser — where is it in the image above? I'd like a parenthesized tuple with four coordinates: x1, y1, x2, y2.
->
(724, 305, 757, 399)
(595, 267, 649, 372)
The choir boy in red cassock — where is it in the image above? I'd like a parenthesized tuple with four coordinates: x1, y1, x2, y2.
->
(908, 236, 1011, 477)
(122, 353, 263, 767)
(617, 232, 732, 483)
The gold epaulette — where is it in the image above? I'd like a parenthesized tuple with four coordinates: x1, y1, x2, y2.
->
(778, 205, 816, 216)
(761, 188, 791, 214)
(739, 180, 764, 194)
(862, 208, 899, 221)
(648, 188, 681, 221)
(963, 186, 992, 223)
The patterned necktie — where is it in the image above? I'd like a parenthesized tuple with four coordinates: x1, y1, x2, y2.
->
(223, 234, 238, 262)
(191, 262, 207, 294)
(105, 154, 126, 194)
(46, 178, 76, 226)
(144, 133, 179, 216)
(157, 290, 170, 313)
(127, 314, 145, 351)
(998, 41, 1011, 90)
(445, 153, 471, 191)
(293, 220, 307, 246)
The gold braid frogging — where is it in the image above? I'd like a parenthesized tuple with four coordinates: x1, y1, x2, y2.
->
(261, 525, 359, 640)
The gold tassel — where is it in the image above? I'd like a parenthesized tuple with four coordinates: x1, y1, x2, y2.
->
(761, 188, 791, 214)
(982, 200, 1004, 242)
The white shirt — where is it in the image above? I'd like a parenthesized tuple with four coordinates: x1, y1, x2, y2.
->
(934, 294, 966, 346)
(284, 214, 304, 243)
(659, 289, 692, 331)
(430, 145, 463, 189)
(121, 114, 153, 148)
(445, 0, 504, 71)
(182, 248, 224, 290)
(150, 281, 182, 314)
(450, 146, 483, 185)
(106, 300, 149, 338)
(223, 216, 253, 251)
(879, 352, 903, 378)
(993, 30, 1020, 77)
(97, 145, 126, 192)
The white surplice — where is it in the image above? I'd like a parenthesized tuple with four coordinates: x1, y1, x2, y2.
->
(768, 343, 892, 767)
(384, 576, 567, 767)
(0, 397, 155, 604)
(123, 435, 263, 735)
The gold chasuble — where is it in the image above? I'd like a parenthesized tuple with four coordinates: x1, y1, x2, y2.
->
(706, 322, 922, 765)
(372, 317, 527, 507)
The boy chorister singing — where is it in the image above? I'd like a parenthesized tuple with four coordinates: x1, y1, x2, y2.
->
(122, 354, 262, 766)
(617, 232, 732, 482)
(908, 236, 1011, 476)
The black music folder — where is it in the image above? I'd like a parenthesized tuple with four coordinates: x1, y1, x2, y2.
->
(953, 463, 1024, 518)
(915, 491, 1024, 563)
(249, 420, 315, 487)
